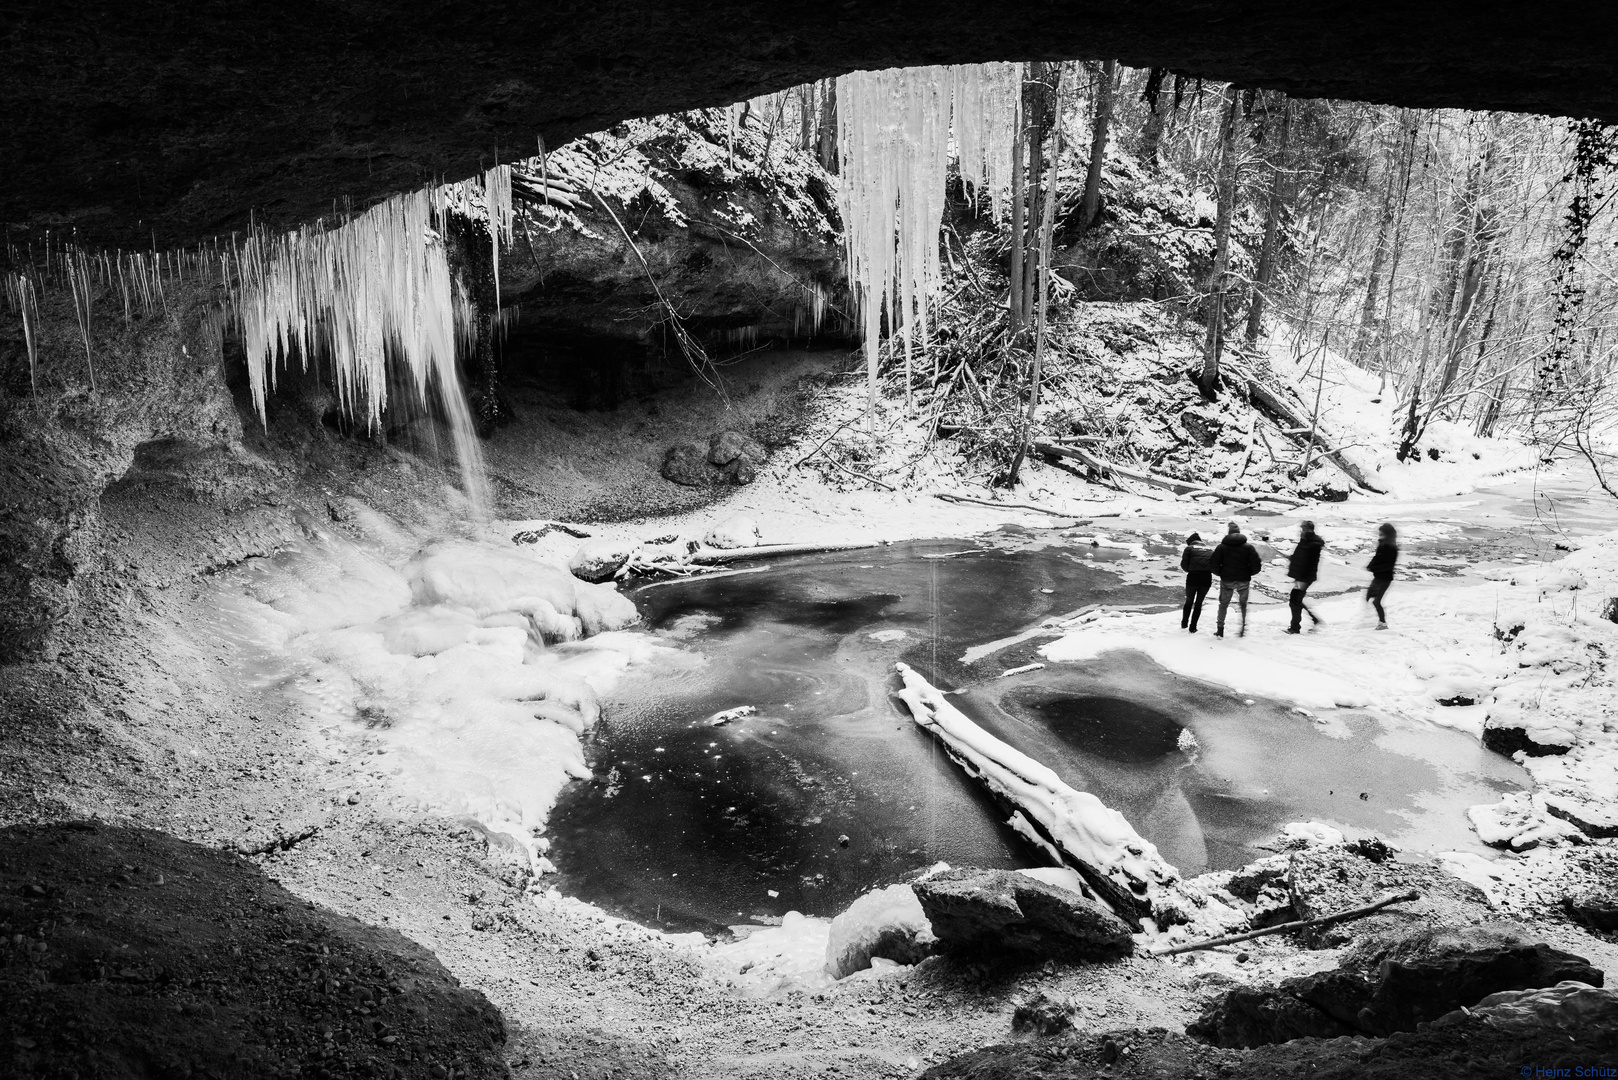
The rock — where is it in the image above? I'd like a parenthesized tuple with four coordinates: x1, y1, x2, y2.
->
(1186, 983, 1359, 1048)
(1480, 718, 1572, 757)
(1011, 991, 1077, 1036)
(1466, 980, 1618, 1036)
(1543, 793, 1618, 838)
(702, 516, 762, 550)
(824, 883, 937, 979)
(1564, 885, 1618, 931)
(1296, 466, 1351, 502)
(725, 456, 758, 485)
(1286, 843, 1490, 948)
(0, 823, 507, 1078)
(1188, 924, 1603, 1048)
(910, 867, 1133, 962)
(1177, 407, 1224, 447)
(567, 538, 635, 583)
(707, 430, 766, 468)
(661, 443, 722, 487)
(1355, 939, 1602, 1036)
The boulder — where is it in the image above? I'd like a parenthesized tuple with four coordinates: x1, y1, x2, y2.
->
(708, 430, 766, 468)
(1187, 925, 1603, 1048)
(1186, 984, 1358, 1048)
(1467, 981, 1618, 1036)
(0, 823, 508, 1079)
(823, 883, 936, 979)
(1352, 938, 1601, 1036)
(725, 456, 758, 485)
(567, 538, 635, 583)
(1480, 718, 1572, 757)
(1564, 885, 1618, 931)
(702, 516, 763, 550)
(910, 867, 1133, 962)
(1286, 843, 1490, 947)
(661, 443, 722, 487)
(1011, 991, 1078, 1036)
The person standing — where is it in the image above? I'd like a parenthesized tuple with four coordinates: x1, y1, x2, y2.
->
(1284, 520, 1324, 634)
(1179, 532, 1214, 633)
(1209, 521, 1262, 638)
(1365, 523, 1399, 629)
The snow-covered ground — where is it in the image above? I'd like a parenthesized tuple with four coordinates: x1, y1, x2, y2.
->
(1258, 327, 1542, 501)
(220, 396, 1616, 989)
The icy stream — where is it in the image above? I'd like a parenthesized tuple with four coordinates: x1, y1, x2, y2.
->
(547, 535, 1526, 933)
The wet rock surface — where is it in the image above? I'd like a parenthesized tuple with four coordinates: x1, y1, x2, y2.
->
(1188, 925, 1603, 1048)
(0, 822, 508, 1080)
(912, 868, 1134, 963)
(922, 1010, 1618, 1079)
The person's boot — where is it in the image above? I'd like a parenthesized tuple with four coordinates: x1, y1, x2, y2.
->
(1285, 626, 1301, 634)
(1214, 627, 1224, 638)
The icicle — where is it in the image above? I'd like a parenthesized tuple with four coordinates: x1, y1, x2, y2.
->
(236, 187, 489, 515)
(836, 63, 1022, 421)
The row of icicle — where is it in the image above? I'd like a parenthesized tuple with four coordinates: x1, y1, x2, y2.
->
(3, 167, 513, 514)
(836, 62, 1022, 419)
(5, 62, 1020, 491)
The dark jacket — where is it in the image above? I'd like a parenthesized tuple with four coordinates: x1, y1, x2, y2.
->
(1210, 532, 1262, 581)
(1180, 542, 1214, 576)
(1367, 542, 1399, 580)
(1286, 532, 1325, 583)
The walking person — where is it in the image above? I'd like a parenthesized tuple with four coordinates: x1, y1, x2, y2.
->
(1179, 532, 1214, 633)
(1365, 523, 1399, 629)
(1210, 521, 1262, 638)
(1284, 520, 1324, 634)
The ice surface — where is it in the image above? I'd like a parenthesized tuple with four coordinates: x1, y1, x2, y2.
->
(233, 532, 661, 861)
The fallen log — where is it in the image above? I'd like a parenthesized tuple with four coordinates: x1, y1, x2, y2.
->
(1034, 443, 1306, 507)
(689, 541, 880, 565)
(1237, 373, 1385, 493)
(1151, 889, 1420, 956)
(892, 662, 1178, 928)
(933, 492, 1098, 518)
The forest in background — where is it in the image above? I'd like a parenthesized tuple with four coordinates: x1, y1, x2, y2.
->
(737, 66, 1618, 494)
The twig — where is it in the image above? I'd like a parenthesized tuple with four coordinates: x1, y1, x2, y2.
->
(1152, 889, 1421, 957)
(811, 449, 896, 491)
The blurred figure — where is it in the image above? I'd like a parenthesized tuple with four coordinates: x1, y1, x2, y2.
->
(1210, 521, 1262, 638)
(1284, 520, 1324, 634)
(1179, 531, 1213, 633)
(1365, 523, 1399, 629)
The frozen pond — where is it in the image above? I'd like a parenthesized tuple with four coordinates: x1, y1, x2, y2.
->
(547, 535, 1527, 933)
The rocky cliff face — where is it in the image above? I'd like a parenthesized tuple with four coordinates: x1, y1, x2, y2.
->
(0, 114, 845, 659)
(0, 283, 257, 659)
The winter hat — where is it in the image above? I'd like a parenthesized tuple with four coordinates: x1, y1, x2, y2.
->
(1226, 521, 1241, 534)
(1301, 520, 1316, 532)
(1186, 531, 1202, 544)
(1379, 523, 1398, 539)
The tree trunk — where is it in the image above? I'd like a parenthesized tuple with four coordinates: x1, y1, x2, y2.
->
(1008, 102, 1026, 332)
(1007, 90, 1066, 488)
(816, 79, 838, 173)
(1244, 95, 1291, 348)
(1199, 84, 1240, 398)
(1139, 69, 1167, 168)
(1352, 123, 1401, 364)
(1079, 60, 1117, 232)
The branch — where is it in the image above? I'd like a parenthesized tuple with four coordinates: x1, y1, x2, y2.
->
(1152, 889, 1420, 956)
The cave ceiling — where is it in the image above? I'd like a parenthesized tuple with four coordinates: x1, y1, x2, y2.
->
(4, 0, 1616, 250)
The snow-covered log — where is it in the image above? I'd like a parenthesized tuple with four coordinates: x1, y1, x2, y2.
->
(891, 662, 1178, 927)
(1236, 374, 1384, 493)
(1036, 442, 1305, 507)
